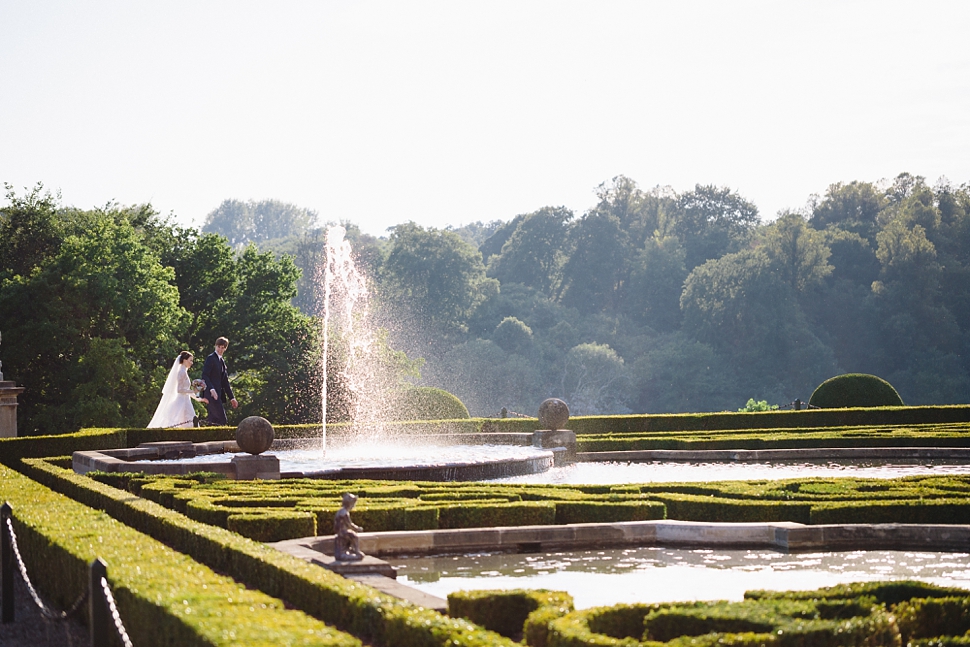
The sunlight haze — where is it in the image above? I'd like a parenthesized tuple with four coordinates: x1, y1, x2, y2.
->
(2, 1, 968, 235)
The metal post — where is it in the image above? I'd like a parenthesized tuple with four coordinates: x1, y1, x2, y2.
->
(1, 502, 13, 623)
(89, 558, 110, 647)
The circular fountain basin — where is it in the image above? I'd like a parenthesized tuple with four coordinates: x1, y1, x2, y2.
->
(137, 442, 556, 481)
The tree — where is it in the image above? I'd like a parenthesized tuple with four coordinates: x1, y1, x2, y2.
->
(670, 184, 760, 270)
(560, 342, 632, 415)
(0, 209, 188, 433)
(203, 199, 318, 248)
(434, 339, 543, 416)
(680, 250, 836, 400)
(761, 212, 833, 292)
(0, 182, 63, 279)
(558, 211, 630, 313)
(809, 180, 886, 243)
(492, 316, 533, 354)
(623, 233, 688, 332)
(486, 206, 572, 295)
(380, 223, 497, 335)
(630, 333, 740, 413)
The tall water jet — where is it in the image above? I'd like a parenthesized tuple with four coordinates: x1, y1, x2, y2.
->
(322, 225, 390, 452)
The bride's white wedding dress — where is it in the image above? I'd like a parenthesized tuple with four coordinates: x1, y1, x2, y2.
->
(147, 358, 198, 428)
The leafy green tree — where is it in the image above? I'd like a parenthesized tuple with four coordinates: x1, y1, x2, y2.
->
(623, 233, 688, 332)
(486, 206, 572, 295)
(680, 250, 836, 400)
(446, 220, 507, 248)
(381, 223, 497, 335)
(558, 212, 630, 313)
(492, 316, 533, 354)
(590, 176, 669, 247)
(0, 183, 63, 279)
(761, 212, 833, 292)
(560, 342, 632, 414)
(435, 339, 543, 416)
(630, 333, 739, 413)
(0, 209, 188, 433)
(670, 184, 760, 270)
(478, 214, 525, 265)
(809, 180, 886, 243)
(203, 199, 318, 248)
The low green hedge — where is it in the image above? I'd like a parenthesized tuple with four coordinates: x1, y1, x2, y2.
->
(575, 422, 970, 452)
(15, 457, 518, 647)
(448, 589, 575, 645)
(0, 464, 361, 647)
(546, 597, 900, 647)
(566, 406, 970, 435)
(0, 426, 126, 463)
(438, 501, 557, 529)
(94, 471, 970, 536)
(226, 510, 317, 542)
(554, 501, 665, 524)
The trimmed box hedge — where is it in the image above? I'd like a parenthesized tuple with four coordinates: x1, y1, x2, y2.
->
(448, 589, 574, 645)
(15, 457, 519, 647)
(0, 464, 361, 647)
(546, 597, 901, 647)
(105, 470, 970, 534)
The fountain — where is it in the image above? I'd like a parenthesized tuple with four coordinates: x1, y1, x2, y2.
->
(73, 226, 569, 480)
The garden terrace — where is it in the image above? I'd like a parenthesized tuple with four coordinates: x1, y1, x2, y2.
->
(3, 408, 970, 647)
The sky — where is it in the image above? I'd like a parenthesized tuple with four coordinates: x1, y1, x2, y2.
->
(2, 1, 969, 237)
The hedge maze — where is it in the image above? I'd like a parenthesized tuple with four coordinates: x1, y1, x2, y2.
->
(75, 467, 970, 541)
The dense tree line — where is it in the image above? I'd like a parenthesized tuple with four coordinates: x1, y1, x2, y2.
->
(0, 186, 327, 434)
(3, 172, 969, 433)
(201, 174, 970, 417)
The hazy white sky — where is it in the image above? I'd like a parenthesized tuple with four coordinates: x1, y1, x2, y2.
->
(2, 1, 969, 237)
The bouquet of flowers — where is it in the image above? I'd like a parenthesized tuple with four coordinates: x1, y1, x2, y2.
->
(191, 379, 207, 394)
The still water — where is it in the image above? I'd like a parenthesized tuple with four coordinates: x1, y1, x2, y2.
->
(393, 546, 970, 609)
(491, 460, 970, 484)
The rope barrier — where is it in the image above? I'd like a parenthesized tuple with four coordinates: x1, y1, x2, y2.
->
(100, 575, 134, 647)
(3, 506, 133, 645)
(4, 515, 88, 620)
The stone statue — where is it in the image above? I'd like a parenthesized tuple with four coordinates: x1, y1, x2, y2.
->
(334, 492, 364, 561)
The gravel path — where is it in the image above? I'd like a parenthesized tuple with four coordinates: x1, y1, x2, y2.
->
(0, 569, 89, 647)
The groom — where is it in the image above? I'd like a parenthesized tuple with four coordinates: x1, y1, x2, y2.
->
(202, 336, 238, 425)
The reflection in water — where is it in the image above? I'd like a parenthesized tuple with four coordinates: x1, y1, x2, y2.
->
(393, 547, 970, 609)
(492, 460, 970, 484)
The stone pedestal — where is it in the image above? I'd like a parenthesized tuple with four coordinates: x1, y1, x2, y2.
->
(0, 381, 24, 438)
(533, 428, 577, 464)
(231, 454, 281, 480)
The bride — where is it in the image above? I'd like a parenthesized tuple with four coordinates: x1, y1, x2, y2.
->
(147, 351, 208, 428)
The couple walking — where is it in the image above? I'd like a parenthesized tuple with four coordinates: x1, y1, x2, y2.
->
(147, 337, 238, 428)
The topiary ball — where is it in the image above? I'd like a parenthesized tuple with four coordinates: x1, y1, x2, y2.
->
(236, 416, 275, 455)
(809, 373, 904, 409)
(395, 387, 470, 421)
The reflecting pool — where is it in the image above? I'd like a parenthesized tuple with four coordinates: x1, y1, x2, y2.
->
(491, 460, 970, 484)
(392, 547, 970, 609)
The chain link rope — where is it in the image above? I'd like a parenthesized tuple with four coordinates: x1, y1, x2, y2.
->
(99, 575, 134, 647)
(4, 516, 88, 620)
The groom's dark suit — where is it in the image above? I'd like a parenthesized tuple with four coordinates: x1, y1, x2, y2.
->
(202, 350, 234, 425)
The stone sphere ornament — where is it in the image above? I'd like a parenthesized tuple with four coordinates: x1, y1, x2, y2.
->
(235, 416, 274, 455)
(538, 398, 570, 431)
